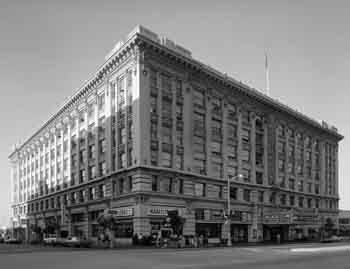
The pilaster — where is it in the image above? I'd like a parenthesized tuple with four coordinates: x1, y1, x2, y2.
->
(205, 93, 212, 176)
(237, 107, 243, 177)
(183, 83, 192, 172)
(251, 112, 256, 184)
(105, 82, 113, 172)
(263, 117, 268, 186)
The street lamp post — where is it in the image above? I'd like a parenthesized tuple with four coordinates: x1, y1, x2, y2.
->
(227, 174, 243, 247)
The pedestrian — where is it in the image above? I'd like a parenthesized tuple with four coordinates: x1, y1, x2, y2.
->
(199, 234, 204, 247)
(276, 234, 281, 244)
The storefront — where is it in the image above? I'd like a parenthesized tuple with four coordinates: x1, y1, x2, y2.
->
(107, 207, 134, 242)
(263, 210, 292, 242)
(231, 224, 248, 242)
(147, 206, 185, 236)
(230, 211, 251, 243)
(194, 208, 223, 239)
(70, 213, 85, 237)
(196, 222, 222, 238)
(290, 211, 320, 241)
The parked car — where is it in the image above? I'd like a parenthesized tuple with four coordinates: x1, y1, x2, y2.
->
(62, 236, 92, 248)
(43, 234, 58, 245)
(4, 237, 21, 244)
(321, 235, 342, 243)
(0, 237, 4, 243)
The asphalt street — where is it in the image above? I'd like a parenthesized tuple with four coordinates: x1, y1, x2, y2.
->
(1, 244, 350, 269)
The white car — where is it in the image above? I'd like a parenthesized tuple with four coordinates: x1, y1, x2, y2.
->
(43, 234, 58, 245)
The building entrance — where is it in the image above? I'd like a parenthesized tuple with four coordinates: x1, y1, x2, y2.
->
(263, 225, 289, 243)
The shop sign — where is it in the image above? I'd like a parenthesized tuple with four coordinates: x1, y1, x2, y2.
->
(241, 212, 252, 223)
(148, 207, 182, 216)
(263, 212, 291, 224)
(228, 211, 239, 222)
(292, 213, 319, 224)
(204, 210, 211, 221)
(107, 207, 134, 217)
(211, 210, 224, 220)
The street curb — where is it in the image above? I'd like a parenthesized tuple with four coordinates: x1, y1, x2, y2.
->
(290, 246, 350, 253)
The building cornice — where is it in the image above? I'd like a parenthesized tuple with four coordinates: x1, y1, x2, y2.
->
(9, 25, 343, 159)
(9, 30, 141, 159)
(136, 33, 343, 142)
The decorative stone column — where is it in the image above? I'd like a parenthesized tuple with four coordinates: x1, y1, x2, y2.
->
(237, 107, 243, 177)
(136, 58, 150, 166)
(67, 117, 72, 186)
(183, 82, 192, 172)
(251, 112, 256, 184)
(248, 190, 261, 243)
(105, 82, 113, 172)
(205, 93, 212, 176)
(94, 94, 100, 176)
(156, 71, 162, 165)
(263, 117, 268, 186)
(183, 205, 195, 237)
(222, 101, 228, 181)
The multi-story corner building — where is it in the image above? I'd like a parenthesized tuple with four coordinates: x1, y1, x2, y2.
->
(9, 25, 343, 244)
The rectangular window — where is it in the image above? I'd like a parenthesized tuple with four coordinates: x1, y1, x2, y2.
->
(258, 191, 264, 203)
(256, 172, 263, 185)
(308, 182, 312, 193)
(298, 197, 304, 208)
(160, 177, 172, 193)
(229, 187, 237, 200)
(194, 183, 206, 197)
(307, 198, 313, 208)
(89, 166, 96, 179)
(288, 178, 295, 190)
(290, 195, 295, 206)
(99, 162, 107, 176)
(242, 168, 250, 182)
(161, 151, 172, 168)
(298, 180, 304, 192)
(151, 176, 158, 191)
(99, 184, 106, 198)
(98, 94, 105, 111)
(243, 189, 251, 202)
(280, 194, 286, 205)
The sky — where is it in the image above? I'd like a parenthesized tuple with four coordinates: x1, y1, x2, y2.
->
(0, 0, 349, 227)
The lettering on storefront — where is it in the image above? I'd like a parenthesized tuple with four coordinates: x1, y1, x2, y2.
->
(263, 212, 291, 224)
(292, 213, 319, 224)
(204, 210, 210, 220)
(107, 207, 134, 217)
(211, 210, 223, 220)
(148, 207, 183, 216)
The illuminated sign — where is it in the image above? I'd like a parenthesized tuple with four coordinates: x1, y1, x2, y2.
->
(107, 207, 134, 217)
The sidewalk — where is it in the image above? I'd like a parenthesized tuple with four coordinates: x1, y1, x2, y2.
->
(290, 244, 350, 253)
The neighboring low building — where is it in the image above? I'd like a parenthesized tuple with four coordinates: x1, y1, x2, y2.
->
(339, 210, 350, 236)
(9, 25, 343, 245)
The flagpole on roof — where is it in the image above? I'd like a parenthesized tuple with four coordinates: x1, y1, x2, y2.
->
(265, 52, 270, 96)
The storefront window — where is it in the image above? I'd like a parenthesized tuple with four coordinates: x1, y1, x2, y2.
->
(113, 222, 133, 238)
(196, 223, 221, 238)
(160, 176, 172, 192)
(194, 183, 206, 197)
(91, 224, 100, 237)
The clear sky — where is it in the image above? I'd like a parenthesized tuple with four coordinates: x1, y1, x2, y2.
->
(0, 0, 349, 227)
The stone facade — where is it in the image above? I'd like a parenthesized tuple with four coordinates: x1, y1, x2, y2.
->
(9, 25, 343, 244)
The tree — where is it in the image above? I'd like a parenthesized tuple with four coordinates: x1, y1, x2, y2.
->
(167, 210, 185, 237)
(324, 217, 335, 237)
(29, 224, 43, 242)
(97, 212, 116, 248)
(44, 216, 60, 236)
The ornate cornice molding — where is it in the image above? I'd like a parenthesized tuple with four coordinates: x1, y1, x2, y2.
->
(10, 38, 140, 158)
(9, 26, 343, 159)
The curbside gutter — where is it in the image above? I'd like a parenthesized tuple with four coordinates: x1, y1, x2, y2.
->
(290, 245, 350, 253)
